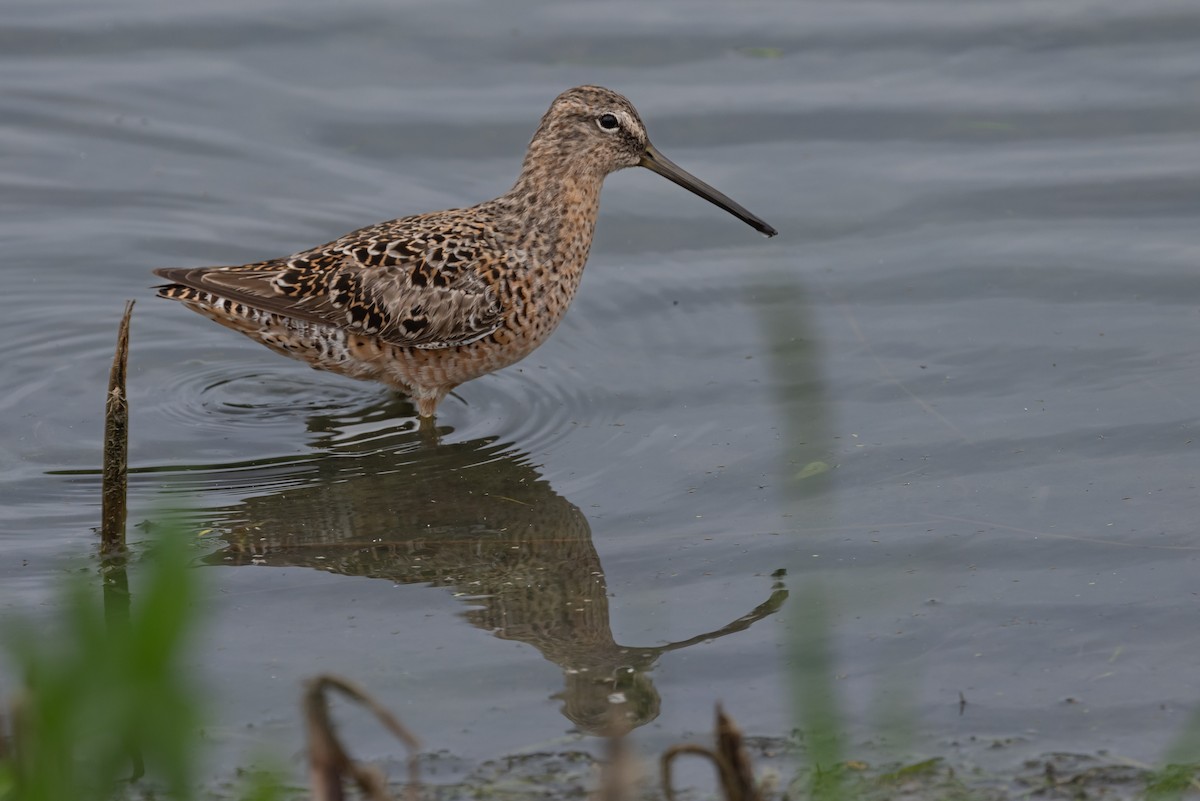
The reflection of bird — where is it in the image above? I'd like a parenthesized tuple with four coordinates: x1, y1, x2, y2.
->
(154, 86, 777, 417)
(198, 411, 786, 734)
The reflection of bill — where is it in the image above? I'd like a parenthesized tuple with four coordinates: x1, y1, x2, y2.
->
(201, 409, 787, 734)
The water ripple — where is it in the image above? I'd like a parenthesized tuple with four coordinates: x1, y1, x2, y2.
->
(150, 358, 376, 428)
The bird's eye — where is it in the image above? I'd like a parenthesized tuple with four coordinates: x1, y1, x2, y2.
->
(597, 113, 620, 132)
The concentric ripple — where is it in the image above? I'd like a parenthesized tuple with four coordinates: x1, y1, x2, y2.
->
(149, 356, 379, 427)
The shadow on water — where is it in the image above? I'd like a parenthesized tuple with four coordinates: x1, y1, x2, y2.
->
(144, 397, 789, 735)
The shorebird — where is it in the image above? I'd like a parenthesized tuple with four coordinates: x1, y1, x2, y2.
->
(155, 85, 777, 417)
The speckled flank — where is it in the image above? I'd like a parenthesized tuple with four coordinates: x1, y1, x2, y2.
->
(155, 85, 777, 417)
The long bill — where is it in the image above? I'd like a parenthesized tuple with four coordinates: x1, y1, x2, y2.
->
(639, 143, 778, 237)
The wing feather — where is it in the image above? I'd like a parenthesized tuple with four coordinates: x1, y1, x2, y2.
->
(154, 211, 506, 348)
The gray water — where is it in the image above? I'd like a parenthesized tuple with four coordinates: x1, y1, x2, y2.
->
(3, 0, 1200, 790)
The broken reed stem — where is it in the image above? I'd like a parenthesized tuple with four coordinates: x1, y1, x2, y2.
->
(713, 704, 759, 801)
(304, 674, 421, 801)
(662, 744, 726, 801)
(593, 718, 638, 801)
(100, 300, 134, 554)
(297, 676, 760, 801)
(661, 705, 761, 801)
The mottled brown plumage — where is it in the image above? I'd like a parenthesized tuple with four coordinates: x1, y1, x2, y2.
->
(155, 85, 777, 417)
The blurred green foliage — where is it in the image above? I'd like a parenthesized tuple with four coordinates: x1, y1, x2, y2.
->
(788, 583, 849, 801)
(0, 533, 198, 801)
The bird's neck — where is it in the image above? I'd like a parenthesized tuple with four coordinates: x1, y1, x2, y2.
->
(499, 142, 607, 263)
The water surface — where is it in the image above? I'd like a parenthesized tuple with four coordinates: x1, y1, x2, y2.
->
(3, 0, 1200, 790)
